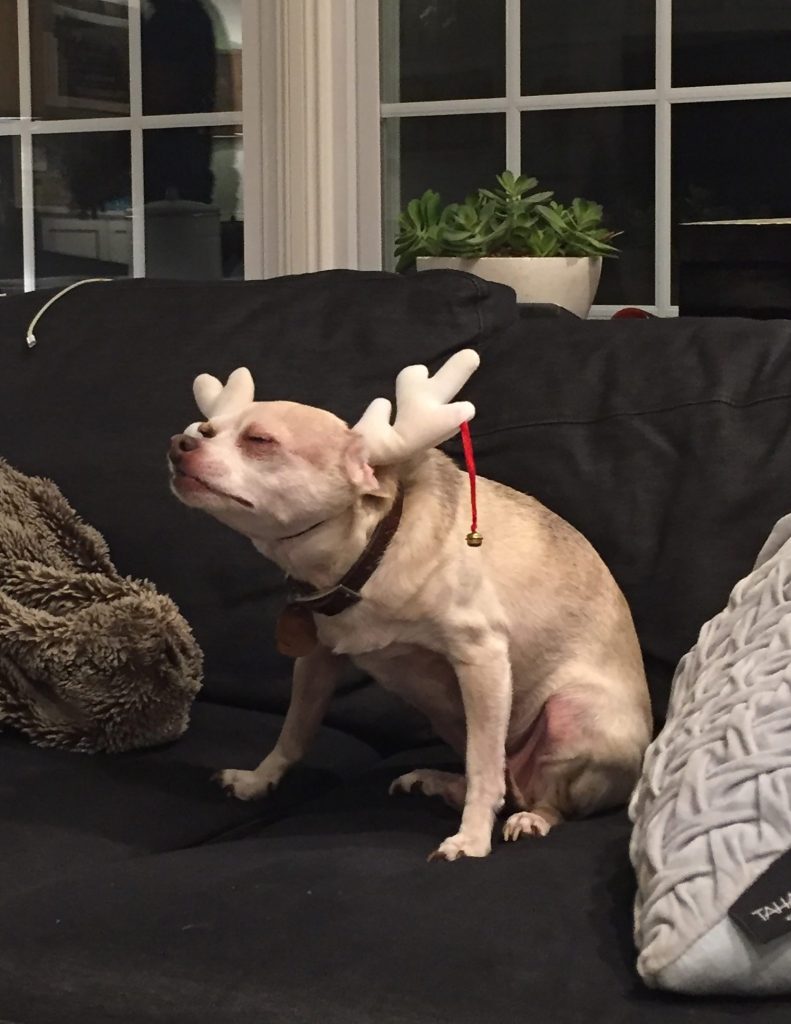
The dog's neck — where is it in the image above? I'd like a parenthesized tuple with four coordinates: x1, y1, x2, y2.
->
(252, 475, 401, 591)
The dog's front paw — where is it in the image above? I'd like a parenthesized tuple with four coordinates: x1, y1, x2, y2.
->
(213, 768, 279, 801)
(428, 831, 491, 862)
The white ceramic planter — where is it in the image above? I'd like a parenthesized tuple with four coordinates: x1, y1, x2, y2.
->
(416, 255, 602, 318)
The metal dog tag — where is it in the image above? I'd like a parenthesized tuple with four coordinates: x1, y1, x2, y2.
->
(276, 605, 318, 658)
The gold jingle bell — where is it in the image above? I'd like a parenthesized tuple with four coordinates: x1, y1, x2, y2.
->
(466, 531, 483, 548)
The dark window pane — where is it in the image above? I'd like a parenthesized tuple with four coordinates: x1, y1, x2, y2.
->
(674, 1, 791, 87)
(672, 99, 791, 301)
(382, 113, 506, 268)
(380, 0, 505, 103)
(144, 125, 243, 279)
(521, 107, 655, 305)
(0, 136, 23, 295)
(521, 0, 655, 95)
(33, 132, 131, 288)
(30, 1, 129, 119)
(0, 0, 20, 117)
(142, 0, 242, 114)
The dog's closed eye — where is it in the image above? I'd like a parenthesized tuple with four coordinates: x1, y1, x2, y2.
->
(241, 430, 278, 452)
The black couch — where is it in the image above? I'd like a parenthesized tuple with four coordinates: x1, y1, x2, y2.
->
(1, 270, 790, 1023)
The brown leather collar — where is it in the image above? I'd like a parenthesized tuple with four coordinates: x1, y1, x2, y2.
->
(287, 488, 404, 617)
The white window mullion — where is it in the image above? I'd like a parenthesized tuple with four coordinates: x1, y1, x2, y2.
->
(29, 118, 134, 134)
(590, 305, 678, 319)
(140, 111, 243, 129)
(519, 89, 657, 111)
(655, 0, 672, 316)
(16, 0, 31, 130)
(25, 112, 242, 134)
(128, 0, 145, 278)
(670, 81, 791, 103)
(377, 0, 399, 269)
(505, 0, 521, 173)
(19, 132, 34, 292)
(17, 0, 35, 291)
(381, 97, 506, 117)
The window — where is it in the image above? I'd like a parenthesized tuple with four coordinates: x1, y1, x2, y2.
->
(376, 0, 791, 316)
(0, 0, 247, 295)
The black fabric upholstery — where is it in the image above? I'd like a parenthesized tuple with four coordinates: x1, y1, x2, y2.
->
(2, 271, 791, 1022)
(1, 761, 788, 1024)
(0, 700, 376, 900)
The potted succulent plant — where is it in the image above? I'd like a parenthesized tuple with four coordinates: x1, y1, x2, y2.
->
(394, 171, 620, 318)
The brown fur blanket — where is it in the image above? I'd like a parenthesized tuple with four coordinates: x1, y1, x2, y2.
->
(0, 459, 202, 752)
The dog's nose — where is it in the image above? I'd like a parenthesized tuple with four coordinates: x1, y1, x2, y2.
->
(169, 433, 201, 464)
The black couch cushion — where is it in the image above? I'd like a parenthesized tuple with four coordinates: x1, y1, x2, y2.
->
(1, 752, 788, 1024)
(451, 315, 791, 720)
(4, 273, 791, 731)
(0, 271, 515, 751)
(0, 700, 376, 897)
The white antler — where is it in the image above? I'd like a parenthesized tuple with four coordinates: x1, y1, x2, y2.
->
(193, 366, 255, 418)
(183, 366, 255, 436)
(353, 349, 480, 465)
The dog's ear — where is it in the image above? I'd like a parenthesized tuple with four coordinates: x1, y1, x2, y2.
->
(344, 433, 382, 495)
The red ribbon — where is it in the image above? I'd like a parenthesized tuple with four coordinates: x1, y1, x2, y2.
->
(459, 420, 478, 535)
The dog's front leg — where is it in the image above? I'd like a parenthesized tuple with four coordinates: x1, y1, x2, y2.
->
(216, 645, 344, 801)
(430, 636, 511, 861)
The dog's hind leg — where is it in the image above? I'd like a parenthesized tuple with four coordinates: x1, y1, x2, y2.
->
(503, 684, 646, 841)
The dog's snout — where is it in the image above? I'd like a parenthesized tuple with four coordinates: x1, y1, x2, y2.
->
(169, 433, 201, 463)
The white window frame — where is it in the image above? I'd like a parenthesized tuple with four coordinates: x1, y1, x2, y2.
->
(10, 1, 791, 298)
(1, 0, 259, 291)
(353, 0, 791, 318)
(2, 0, 363, 288)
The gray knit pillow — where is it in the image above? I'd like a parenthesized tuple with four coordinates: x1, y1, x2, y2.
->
(630, 514, 791, 994)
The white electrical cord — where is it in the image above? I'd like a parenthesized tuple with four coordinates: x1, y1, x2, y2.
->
(25, 278, 113, 349)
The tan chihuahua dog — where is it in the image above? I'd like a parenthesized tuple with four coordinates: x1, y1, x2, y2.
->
(169, 352, 651, 861)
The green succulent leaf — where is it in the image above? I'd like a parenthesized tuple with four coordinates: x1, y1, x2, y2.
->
(535, 203, 569, 235)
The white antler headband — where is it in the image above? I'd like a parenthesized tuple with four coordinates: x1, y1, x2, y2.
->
(183, 366, 254, 436)
(185, 350, 480, 466)
(193, 366, 254, 418)
(352, 348, 480, 465)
